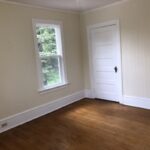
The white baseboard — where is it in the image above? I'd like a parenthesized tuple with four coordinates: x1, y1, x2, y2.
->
(0, 91, 84, 133)
(84, 89, 95, 98)
(1, 90, 149, 134)
(84, 89, 150, 110)
(123, 96, 150, 110)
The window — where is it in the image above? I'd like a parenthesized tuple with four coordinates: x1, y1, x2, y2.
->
(32, 19, 67, 91)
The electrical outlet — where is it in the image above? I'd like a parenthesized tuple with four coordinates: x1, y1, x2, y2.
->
(1, 123, 8, 128)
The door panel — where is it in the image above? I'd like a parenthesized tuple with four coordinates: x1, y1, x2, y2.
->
(91, 25, 119, 102)
(94, 45, 113, 59)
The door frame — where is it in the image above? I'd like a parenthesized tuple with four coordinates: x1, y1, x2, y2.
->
(87, 20, 123, 103)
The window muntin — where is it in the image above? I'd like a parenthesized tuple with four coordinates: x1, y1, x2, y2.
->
(33, 20, 66, 91)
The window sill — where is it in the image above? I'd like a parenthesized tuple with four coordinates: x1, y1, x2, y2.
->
(38, 83, 70, 94)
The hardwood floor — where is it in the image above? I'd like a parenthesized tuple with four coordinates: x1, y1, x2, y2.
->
(0, 99, 150, 150)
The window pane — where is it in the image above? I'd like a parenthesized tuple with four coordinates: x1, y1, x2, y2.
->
(33, 21, 66, 90)
(36, 26, 57, 55)
(40, 56, 62, 87)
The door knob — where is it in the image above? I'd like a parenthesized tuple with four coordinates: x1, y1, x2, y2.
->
(114, 66, 118, 73)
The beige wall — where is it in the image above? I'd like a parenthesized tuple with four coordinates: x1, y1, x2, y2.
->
(80, 0, 150, 99)
(1, 0, 150, 119)
(0, 3, 84, 119)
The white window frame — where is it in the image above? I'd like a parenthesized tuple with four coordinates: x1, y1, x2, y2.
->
(32, 19, 68, 92)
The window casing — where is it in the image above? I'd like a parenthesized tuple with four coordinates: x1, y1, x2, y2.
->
(32, 19, 67, 92)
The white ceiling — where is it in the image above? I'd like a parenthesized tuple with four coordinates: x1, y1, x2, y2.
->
(3, 0, 123, 12)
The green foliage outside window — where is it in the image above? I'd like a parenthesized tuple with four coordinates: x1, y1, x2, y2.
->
(36, 26, 61, 86)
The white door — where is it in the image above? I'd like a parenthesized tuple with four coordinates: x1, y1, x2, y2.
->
(90, 24, 122, 102)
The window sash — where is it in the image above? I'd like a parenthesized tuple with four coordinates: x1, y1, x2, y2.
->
(39, 55, 65, 88)
(32, 19, 67, 91)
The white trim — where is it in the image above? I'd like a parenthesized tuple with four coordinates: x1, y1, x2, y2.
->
(38, 83, 70, 94)
(1, 92, 150, 133)
(32, 19, 68, 92)
(0, 0, 128, 14)
(123, 96, 150, 110)
(32, 19, 63, 27)
(0, 91, 84, 133)
(0, 0, 79, 14)
(87, 20, 123, 102)
(84, 91, 150, 110)
(84, 89, 95, 99)
(83, 0, 128, 14)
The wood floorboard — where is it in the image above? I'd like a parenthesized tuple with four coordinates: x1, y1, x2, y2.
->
(0, 99, 150, 150)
